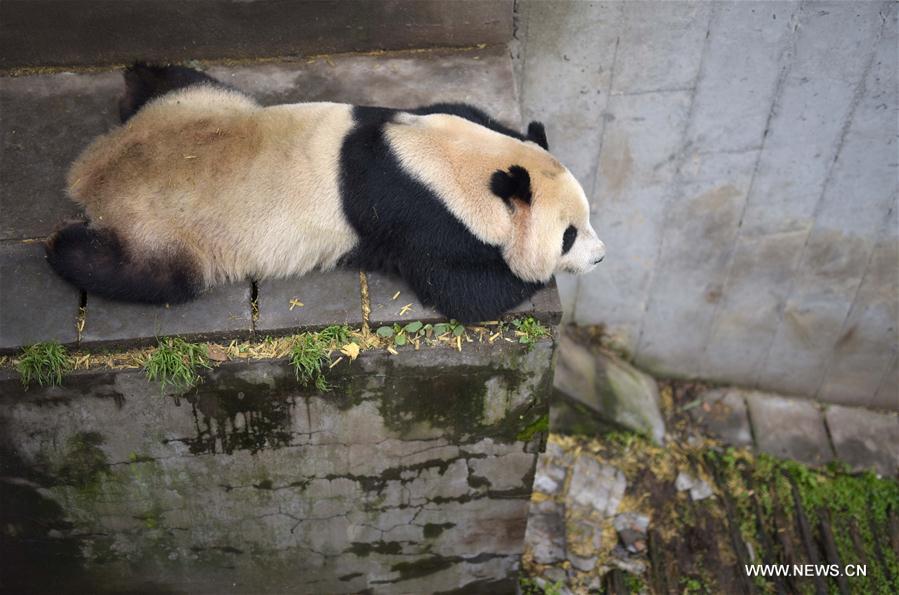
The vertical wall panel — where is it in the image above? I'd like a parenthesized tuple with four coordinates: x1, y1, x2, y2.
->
(762, 7, 898, 398)
(518, 1, 897, 409)
(635, 1, 798, 373)
(573, 1, 711, 348)
(516, 1, 623, 317)
(575, 90, 692, 347)
(700, 2, 885, 386)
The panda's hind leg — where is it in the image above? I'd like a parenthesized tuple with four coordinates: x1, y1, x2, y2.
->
(119, 63, 228, 123)
(45, 221, 203, 305)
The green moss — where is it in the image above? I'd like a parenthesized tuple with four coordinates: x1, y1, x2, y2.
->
(519, 576, 565, 595)
(516, 413, 549, 442)
(17, 341, 72, 388)
(423, 522, 455, 539)
(391, 555, 455, 581)
(144, 337, 211, 392)
(622, 573, 646, 593)
(347, 541, 403, 557)
(57, 431, 109, 490)
(378, 362, 491, 438)
(680, 576, 710, 594)
(711, 448, 899, 594)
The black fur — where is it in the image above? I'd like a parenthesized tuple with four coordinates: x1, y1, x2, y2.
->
(45, 222, 201, 305)
(409, 102, 528, 141)
(527, 121, 549, 150)
(340, 107, 544, 322)
(119, 63, 229, 123)
(562, 225, 578, 255)
(490, 165, 533, 205)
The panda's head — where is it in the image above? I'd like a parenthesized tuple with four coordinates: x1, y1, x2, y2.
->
(386, 113, 606, 284)
(488, 123, 606, 284)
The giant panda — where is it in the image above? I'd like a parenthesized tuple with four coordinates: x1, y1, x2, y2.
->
(46, 64, 606, 322)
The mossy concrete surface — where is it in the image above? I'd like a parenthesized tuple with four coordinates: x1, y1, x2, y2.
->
(0, 339, 553, 594)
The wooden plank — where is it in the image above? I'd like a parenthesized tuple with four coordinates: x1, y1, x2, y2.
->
(788, 476, 828, 595)
(745, 473, 787, 595)
(817, 507, 850, 595)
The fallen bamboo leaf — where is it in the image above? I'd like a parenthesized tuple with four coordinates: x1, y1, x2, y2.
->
(339, 342, 360, 361)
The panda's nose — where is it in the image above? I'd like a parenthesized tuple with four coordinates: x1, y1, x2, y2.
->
(593, 240, 606, 264)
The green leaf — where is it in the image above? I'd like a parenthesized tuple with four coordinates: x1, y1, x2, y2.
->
(452, 325, 465, 337)
(376, 326, 394, 338)
(433, 323, 449, 336)
(403, 320, 423, 334)
(395, 333, 407, 346)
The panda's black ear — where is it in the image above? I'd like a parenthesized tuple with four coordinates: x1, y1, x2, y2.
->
(490, 165, 532, 205)
(527, 121, 549, 150)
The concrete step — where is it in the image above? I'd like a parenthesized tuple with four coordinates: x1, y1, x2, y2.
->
(0, 47, 561, 352)
(0, 0, 512, 70)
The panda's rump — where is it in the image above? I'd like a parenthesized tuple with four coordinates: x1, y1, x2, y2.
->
(66, 91, 358, 284)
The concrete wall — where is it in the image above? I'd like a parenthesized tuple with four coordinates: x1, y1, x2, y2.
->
(516, 1, 898, 410)
(0, 341, 553, 594)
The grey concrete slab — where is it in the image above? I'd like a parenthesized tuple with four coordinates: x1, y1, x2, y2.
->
(685, 2, 798, 154)
(738, 3, 884, 239)
(761, 13, 899, 398)
(634, 2, 800, 376)
(509, 279, 563, 327)
(255, 270, 363, 335)
(701, 229, 809, 387)
(689, 388, 753, 448)
(0, 0, 513, 69)
(574, 90, 691, 349)
(825, 405, 899, 476)
(80, 282, 252, 348)
(872, 357, 898, 412)
(634, 150, 757, 376)
(699, 3, 885, 388)
(366, 272, 444, 327)
(0, 72, 121, 240)
(209, 46, 522, 128)
(745, 392, 834, 466)
(0, 241, 80, 351)
(611, 1, 711, 95)
(516, 0, 896, 409)
(516, 0, 620, 194)
(817, 221, 899, 408)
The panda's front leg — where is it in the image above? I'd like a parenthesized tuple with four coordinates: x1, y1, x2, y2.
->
(401, 261, 543, 323)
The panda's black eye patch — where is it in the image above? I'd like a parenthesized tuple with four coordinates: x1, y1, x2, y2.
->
(562, 225, 578, 254)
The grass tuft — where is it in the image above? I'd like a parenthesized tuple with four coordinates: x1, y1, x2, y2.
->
(144, 337, 211, 393)
(289, 325, 351, 392)
(17, 341, 72, 387)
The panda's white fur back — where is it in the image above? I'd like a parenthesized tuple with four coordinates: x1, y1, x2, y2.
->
(67, 86, 359, 285)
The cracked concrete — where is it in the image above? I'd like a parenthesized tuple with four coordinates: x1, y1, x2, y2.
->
(0, 340, 554, 593)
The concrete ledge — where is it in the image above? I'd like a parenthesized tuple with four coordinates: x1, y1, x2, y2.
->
(0, 338, 553, 593)
(0, 0, 513, 70)
(0, 47, 563, 353)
